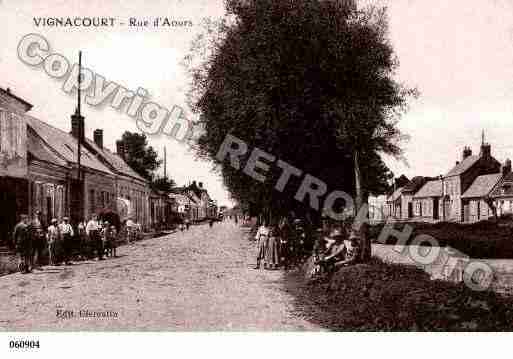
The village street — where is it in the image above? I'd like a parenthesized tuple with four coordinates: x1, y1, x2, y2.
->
(0, 222, 322, 331)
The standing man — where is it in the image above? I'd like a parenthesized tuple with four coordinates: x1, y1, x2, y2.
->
(13, 214, 31, 274)
(86, 215, 103, 260)
(125, 217, 135, 243)
(47, 219, 60, 266)
(59, 217, 74, 265)
(31, 210, 46, 269)
(77, 219, 87, 259)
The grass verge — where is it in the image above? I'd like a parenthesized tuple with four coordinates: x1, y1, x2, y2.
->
(283, 257, 513, 331)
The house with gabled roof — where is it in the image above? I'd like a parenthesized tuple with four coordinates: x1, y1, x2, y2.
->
(409, 137, 501, 223)
(26, 115, 117, 224)
(412, 179, 443, 221)
(440, 139, 500, 222)
(461, 173, 502, 222)
(384, 175, 431, 220)
(487, 160, 513, 218)
(82, 129, 151, 229)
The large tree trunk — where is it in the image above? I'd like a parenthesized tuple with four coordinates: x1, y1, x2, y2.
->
(354, 149, 371, 262)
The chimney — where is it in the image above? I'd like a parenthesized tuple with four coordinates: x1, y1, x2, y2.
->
(502, 159, 512, 176)
(198, 182, 203, 188)
(93, 129, 103, 149)
(70, 108, 84, 141)
(462, 146, 472, 160)
(116, 140, 125, 159)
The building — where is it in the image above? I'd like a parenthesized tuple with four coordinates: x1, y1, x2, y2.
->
(439, 141, 500, 222)
(84, 131, 151, 229)
(0, 88, 32, 238)
(412, 179, 443, 222)
(0, 85, 172, 239)
(172, 181, 217, 222)
(490, 160, 513, 217)
(461, 173, 502, 222)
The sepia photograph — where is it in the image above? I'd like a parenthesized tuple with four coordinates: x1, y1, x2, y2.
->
(2, 0, 513, 353)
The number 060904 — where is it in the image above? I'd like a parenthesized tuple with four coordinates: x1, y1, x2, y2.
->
(9, 340, 40, 349)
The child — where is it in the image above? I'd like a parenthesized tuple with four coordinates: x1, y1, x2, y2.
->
(107, 224, 117, 257)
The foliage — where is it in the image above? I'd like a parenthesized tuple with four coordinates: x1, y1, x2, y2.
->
(116, 132, 161, 181)
(151, 176, 177, 194)
(369, 220, 513, 259)
(186, 0, 415, 220)
(287, 257, 511, 331)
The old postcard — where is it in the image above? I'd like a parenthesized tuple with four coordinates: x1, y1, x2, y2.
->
(1, 0, 513, 354)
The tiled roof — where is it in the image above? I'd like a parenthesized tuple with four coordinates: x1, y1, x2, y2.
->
(413, 180, 443, 198)
(462, 173, 502, 199)
(26, 115, 113, 174)
(445, 155, 480, 177)
(27, 128, 68, 167)
(84, 138, 147, 183)
(386, 187, 403, 202)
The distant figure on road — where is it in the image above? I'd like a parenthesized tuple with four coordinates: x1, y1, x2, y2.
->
(185, 218, 191, 230)
(59, 217, 74, 265)
(209, 218, 214, 228)
(86, 215, 103, 261)
(13, 214, 31, 273)
(46, 218, 60, 266)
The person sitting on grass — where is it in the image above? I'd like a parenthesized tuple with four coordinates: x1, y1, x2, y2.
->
(315, 228, 347, 274)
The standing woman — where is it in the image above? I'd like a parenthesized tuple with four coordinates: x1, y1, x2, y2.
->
(254, 219, 270, 269)
(265, 221, 281, 270)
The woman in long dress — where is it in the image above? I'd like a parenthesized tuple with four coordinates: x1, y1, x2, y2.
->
(265, 225, 281, 269)
(254, 221, 270, 269)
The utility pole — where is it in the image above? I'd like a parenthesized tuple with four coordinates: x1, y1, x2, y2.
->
(76, 51, 83, 182)
(70, 51, 85, 222)
(164, 146, 167, 179)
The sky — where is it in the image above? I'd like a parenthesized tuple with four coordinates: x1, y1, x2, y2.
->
(2, 0, 513, 205)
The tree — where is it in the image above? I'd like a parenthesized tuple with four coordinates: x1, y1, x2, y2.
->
(186, 0, 415, 258)
(116, 132, 161, 181)
(151, 176, 176, 194)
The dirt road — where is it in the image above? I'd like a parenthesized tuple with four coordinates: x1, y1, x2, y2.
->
(0, 222, 322, 331)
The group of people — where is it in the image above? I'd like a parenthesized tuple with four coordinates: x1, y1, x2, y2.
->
(254, 218, 312, 270)
(11, 212, 124, 274)
(253, 215, 362, 279)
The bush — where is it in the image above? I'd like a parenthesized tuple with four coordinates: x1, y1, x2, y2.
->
(370, 220, 513, 259)
(285, 257, 513, 331)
